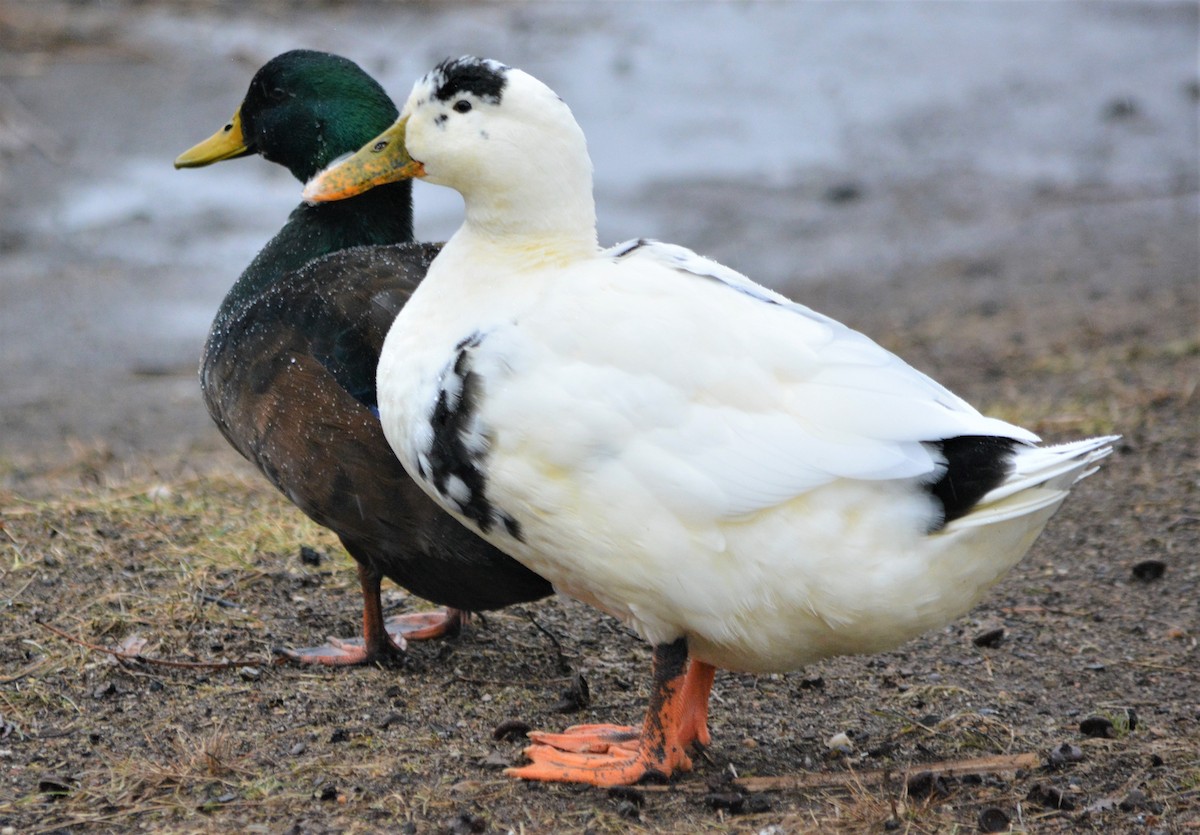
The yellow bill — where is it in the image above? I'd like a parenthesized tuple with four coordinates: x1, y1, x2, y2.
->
(302, 116, 425, 203)
(174, 109, 251, 169)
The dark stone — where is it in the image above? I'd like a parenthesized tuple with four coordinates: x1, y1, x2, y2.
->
(1079, 716, 1115, 739)
(299, 545, 322, 566)
(1026, 782, 1075, 811)
(1131, 560, 1166, 581)
(703, 792, 745, 813)
(978, 807, 1010, 832)
(906, 771, 952, 800)
(1047, 742, 1084, 769)
(492, 719, 532, 742)
(39, 774, 74, 799)
(973, 627, 1006, 648)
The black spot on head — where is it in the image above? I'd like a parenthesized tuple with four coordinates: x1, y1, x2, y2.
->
(926, 436, 1019, 530)
(429, 57, 508, 104)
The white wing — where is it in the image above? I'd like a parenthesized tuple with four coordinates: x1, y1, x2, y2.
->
(489, 239, 1040, 519)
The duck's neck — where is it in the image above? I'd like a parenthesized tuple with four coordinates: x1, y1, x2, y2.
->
(455, 176, 600, 269)
(220, 179, 414, 315)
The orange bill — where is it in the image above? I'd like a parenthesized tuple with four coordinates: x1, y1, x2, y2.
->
(302, 116, 425, 203)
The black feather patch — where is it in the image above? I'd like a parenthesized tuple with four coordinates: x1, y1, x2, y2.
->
(430, 57, 508, 104)
(425, 332, 522, 541)
(926, 436, 1019, 530)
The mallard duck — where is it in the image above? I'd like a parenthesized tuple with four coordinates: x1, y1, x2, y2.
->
(304, 57, 1118, 783)
(175, 50, 550, 666)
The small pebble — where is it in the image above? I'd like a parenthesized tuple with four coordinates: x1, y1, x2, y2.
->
(1119, 788, 1148, 811)
(238, 666, 261, 681)
(1027, 782, 1075, 811)
(38, 774, 74, 799)
(290, 741, 307, 756)
(825, 731, 853, 753)
(906, 771, 952, 800)
(299, 545, 323, 566)
(492, 719, 532, 741)
(973, 627, 1006, 648)
(703, 791, 745, 813)
(1131, 559, 1166, 581)
(978, 807, 1010, 833)
(1079, 716, 1115, 739)
(1047, 742, 1084, 768)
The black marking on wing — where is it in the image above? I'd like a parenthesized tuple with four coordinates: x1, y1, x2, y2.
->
(926, 436, 1019, 530)
(425, 332, 523, 541)
(430, 57, 508, 104)
(610, 238, 650, 259)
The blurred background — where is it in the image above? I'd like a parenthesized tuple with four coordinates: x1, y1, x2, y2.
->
(0, 0, 1196, 471)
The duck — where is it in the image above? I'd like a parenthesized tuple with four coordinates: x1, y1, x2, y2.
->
(175, 50, 551, 666)
(303, 56, 1119, 784)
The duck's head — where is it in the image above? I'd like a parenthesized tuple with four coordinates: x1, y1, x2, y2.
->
(175, 49, 399, 183)
(305, 57, 596, 244)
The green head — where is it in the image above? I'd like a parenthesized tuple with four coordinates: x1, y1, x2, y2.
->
(175, 49, 400, 182)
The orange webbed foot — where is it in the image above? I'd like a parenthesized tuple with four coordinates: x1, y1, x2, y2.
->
(507, 641, 717, 786)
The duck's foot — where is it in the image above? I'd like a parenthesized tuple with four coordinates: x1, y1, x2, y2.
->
(508, 742, 687, 787)
(277, 633, 404, 666)
(384, 607, 468, 641)
(526, 723, 639, 755)
(277, 563, 466, 667)
(507, 641, 717, 786)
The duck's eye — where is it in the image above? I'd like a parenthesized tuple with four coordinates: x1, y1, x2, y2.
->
(453, 99, 472, 114)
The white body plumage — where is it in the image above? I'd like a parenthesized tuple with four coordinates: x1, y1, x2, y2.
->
(367, 60, 1115, 673)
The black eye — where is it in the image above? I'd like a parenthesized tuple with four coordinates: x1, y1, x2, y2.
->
(269, 86, 288, 102)
(453, 99, 472, 114)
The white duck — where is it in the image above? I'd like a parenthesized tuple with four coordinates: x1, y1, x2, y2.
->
(304, 57, 1118, 787)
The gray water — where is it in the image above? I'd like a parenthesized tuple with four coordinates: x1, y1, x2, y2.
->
(0, 1, 1195, 459)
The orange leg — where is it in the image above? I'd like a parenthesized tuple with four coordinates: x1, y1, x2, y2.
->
(279, 562, 466, 666)
(525, 658, 714, 755)
(507, 640, 716, 786)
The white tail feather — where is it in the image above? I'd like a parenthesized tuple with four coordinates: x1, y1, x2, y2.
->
(948, 435, 1119, 530)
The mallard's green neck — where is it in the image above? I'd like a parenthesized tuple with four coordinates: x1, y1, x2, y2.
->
(218, 178, 414, 318)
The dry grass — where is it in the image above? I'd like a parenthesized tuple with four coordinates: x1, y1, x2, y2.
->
(2, 222, 1197, 833)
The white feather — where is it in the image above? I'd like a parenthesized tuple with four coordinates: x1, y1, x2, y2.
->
(344, 61, 1119, 674)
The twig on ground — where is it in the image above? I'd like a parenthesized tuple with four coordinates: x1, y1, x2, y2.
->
(35, 620, 278, 670)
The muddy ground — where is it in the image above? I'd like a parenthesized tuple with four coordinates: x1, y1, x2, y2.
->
(1, 2, 1198, 833)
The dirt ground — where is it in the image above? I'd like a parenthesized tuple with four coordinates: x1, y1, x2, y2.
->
(3, 231, 1197, 833)
(2, 2, 1199, 833)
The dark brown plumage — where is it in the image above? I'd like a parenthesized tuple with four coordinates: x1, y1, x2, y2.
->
(178, 51, 550, 664)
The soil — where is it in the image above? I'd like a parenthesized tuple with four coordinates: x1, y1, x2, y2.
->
(1, 2, 1198, 833)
